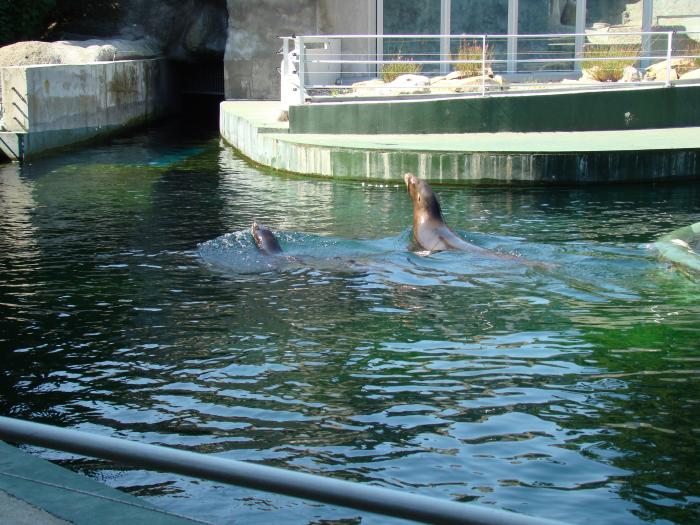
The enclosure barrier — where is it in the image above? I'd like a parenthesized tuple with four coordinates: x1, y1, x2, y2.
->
(280, 30, 700, 104)
(0, 416, 569, 525)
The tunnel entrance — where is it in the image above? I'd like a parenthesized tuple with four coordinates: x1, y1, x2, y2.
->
(171, 60, 225, 130)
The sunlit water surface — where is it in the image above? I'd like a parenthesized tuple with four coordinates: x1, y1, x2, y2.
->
(1, 123, 699, 525)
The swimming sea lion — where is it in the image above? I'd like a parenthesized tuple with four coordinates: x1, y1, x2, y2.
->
(403, 172, 493, 255)
(251, 222, 283, 255)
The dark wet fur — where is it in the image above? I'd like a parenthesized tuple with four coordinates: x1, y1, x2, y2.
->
(251, 222, 283, 255)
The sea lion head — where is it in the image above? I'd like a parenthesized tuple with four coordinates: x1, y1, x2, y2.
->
(251, 221, 282, 255)
(404, 173, 443, 221)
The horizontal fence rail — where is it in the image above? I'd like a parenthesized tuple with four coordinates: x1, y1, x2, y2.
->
(279, 31, 700, 104)
(0, 416, 569, 525)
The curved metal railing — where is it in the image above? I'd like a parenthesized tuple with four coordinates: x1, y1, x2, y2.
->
(0, 415, 569, 525)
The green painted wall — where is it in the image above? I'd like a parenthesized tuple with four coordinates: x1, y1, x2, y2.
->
(290, 85, 700, 134)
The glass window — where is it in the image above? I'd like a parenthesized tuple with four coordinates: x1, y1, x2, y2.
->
(450, 0, 508, 73)
(652, 1, 700, 61)
(518, 0, 579, 72)
(586, 0, 636, 29)
(451, 0, 508, 35)
(382, 0, 441, 73)
(383, 0, 441, 35)
(584, 1, 645, 71)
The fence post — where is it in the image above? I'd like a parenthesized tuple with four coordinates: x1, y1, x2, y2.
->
(297, 36, 306, 104)
(440, 0, 451, 75)
(282, 38, 289, 77)
(507, 0, 518, 74)
(481, 34, 487, 96)
(665, 31, 673, 87)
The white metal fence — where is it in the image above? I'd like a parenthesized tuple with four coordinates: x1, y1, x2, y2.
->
(280, 31, 700, 106)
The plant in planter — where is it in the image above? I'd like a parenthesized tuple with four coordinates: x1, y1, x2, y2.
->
(582, 44, 640, 82)
(380, 55, 423, 83)
(453, 39, 493, 78)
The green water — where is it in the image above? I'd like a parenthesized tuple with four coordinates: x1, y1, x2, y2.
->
(1, 123, 699, 524)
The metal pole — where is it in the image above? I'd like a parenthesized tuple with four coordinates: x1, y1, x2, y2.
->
(376, 0, 384, 78)
(665, 31, 673, 86)
(641, 0, 653, 69)
(440, 0, 451, 75)
(481, 34, 487, 96)
(297, 35, 305, 104)
(281, 38, 290, 107)
(507, 0, 519, 74)
(574, 0, 586, 73)
(0, 416, 568, 525)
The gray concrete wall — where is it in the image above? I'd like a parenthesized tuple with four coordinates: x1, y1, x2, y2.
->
(224, 0, 376, 100)
(220, 100, 700, 184)
(1, 59, 173, 160)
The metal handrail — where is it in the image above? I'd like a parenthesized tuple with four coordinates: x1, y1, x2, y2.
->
(0, 416, 569, 525)
(280, 30, 700, 104)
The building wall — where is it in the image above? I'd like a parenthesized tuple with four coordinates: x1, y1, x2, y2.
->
(222, 0, 700, 101)
(224, 0, 375, 100)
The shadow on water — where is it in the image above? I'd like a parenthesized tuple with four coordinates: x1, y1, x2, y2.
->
(1, 119, 700, 524)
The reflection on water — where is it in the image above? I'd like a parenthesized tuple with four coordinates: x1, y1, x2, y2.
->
(1, 122, 700, 525)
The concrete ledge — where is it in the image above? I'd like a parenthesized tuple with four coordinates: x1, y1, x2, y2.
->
(220, 100, 700, 184)
(0, 131, 24, 160)
(0, 441, 199, 524)
(1, 59, 174, 161)
(290, 84, 700, 135)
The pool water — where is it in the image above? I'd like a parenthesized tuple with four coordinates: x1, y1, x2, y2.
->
(1, 122, 699, 525)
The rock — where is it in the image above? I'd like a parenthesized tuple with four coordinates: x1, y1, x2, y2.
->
(644, 58, 695, 81)
(579, 68, 600, 82)
(619, 65, 641, 83)
(445, 70, 469, 81)
(387, 74, 430, 95)
(0, 41, 62, 67)
(680, 67, 700, 80)
(103, 0, 227, 60)
(0, 38, 161, 67)
(431, 75, 506, 93)
(351, 79, 386, 97)
(26, 0, 227, 62)
(430, 71, 474, 85)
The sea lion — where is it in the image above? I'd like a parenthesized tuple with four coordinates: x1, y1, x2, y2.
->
(251, 222, 283, 255)
(403, 172, 494, 255)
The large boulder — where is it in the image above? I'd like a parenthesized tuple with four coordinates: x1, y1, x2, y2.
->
(619, 65, 641, 83)
(10, 0, 228, 62)
(351, 79, 386, 97)
(431, 75, 506, 93)
(680, 67, 700, 80)
(0, 39, 162, 67)
(117, 0, 227, 60)
(387, 74, 430, 95)
(644, 58, 696, 81)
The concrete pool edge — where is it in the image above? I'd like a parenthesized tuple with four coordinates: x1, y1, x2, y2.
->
(219, 100, 700, 184)
(0, 441, 200, 525)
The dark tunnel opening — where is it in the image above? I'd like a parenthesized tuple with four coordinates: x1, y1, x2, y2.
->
(171, 59, 225, 130)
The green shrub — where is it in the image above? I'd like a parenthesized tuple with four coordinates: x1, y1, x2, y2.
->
(453, 39, 493, 77)
(582, 44, 640, 82)
(380, 56, 422, 83)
